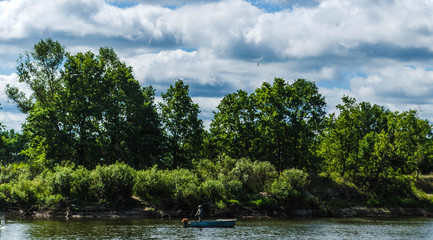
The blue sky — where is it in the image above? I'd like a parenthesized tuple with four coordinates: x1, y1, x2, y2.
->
(1, 0, 433, 130)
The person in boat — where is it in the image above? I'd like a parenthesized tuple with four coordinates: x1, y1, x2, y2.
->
(195, 205, 203, 222)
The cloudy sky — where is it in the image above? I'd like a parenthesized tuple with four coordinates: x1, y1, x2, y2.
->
(1, 0, 433, 130)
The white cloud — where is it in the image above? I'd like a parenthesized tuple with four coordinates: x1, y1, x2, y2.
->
(0, 110, 26, 131)
(193, 96, 222, 129)
(1, 0, 433, 61)
(193, 96, 221, 116)
(1, 0, 433, 56)
(319, 87, 352, 115)
(348, 66, 433, 121)
(0, 74, 31, 101)
(350, 66, 433, 103)
(0, 74, 30, 130)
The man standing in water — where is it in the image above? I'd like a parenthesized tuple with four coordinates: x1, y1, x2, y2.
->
(195, 205, 203, 222)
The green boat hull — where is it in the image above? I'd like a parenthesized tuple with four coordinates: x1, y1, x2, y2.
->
(183, 219, 237, 228)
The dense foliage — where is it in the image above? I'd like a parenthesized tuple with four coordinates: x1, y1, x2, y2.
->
(210, 78, 326, 171)
(2, 39, 433, 215)
(159, 79, 204, 168)
(6, 40, 162, 169)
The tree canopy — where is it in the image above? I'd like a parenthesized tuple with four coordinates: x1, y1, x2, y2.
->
(2, 39, 433, 187)
(210, 78, 326, 171)
(9, 39, 162, 168)
(159, 79, 204, 168)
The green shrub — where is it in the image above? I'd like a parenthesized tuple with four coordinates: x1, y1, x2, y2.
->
(134, 166, 172, 204)
(134, 166, 201, 208)
(0, 163, 33, 184)
(9, 177, 51, 207)
(251, 161, 277, 191)
(91, 162, 136, 202)
(49, 166, 75, 197)
(219, 155, 237, 174)
(227, 158, 277, 193)
(225, 180, 243, 196)
(215, 199, 226, 210)
(193, 159, 220, 180)
(200, 179, 226, 200)
(366, 197, 377, 207)
(170, 168, 200, 206)
(249, 196, 278, 210)
(270, 168, 309, 202)
(379, 175, 414, 198)
(0, 183, 12, 206)
(70, 166, 92, 201)
(43, 165, 92, 203)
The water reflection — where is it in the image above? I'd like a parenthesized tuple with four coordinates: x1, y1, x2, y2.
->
(0, 217, 432, 239)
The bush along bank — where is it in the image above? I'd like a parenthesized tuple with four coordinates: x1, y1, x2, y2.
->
(1, 158, 433, 218)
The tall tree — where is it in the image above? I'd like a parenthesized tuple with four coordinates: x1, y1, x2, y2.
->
(5, 39, 68, 165)
(356, 110, 431, 193)
(10, 40, 162, 168)
(159, 79, 204, 168)
(6, 38, 66, 113)
(319, 96, 433, 192)
(60, 48, 163, 168)
(254, 78, 326, 171)
(318, 96, 390, 179)
(210, 78, 326, 171)
(210, 90, 259, 160)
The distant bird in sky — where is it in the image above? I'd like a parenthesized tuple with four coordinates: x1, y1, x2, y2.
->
(257, 56, 263, 66)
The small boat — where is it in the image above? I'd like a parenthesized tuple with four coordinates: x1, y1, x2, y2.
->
(182, 218, 236, 228)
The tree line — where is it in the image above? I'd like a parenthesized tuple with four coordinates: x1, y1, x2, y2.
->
(1, 39, 433, 207)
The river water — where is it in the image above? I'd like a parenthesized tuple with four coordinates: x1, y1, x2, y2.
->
(0, 217, 432, 239)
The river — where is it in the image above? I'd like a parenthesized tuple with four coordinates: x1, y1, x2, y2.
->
(0, 217, 432, 239)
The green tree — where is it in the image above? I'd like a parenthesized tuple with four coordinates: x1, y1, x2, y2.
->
(210, 90, 259, 160)
(254, 78, 326, 171)
(11, 39, 162, 168)
(318, 96, 390, 180)
(5, 39, 68, 165)
(209, 78, 325, 171)
(6, 38, 66, 113)
(0, 129, 27, 164)
(60, 48, 162, 168)
(320, 96, 433, 193)
(385, 110, 432, 176)
(159, 79, 204, 168)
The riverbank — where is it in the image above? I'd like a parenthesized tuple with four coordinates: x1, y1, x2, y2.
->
(2, 162, 433, 220)
(3, 202, 433, 219)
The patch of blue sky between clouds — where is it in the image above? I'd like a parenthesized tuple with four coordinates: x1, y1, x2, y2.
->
(355, 42, 433, 62)
(105, 1, 138, 8)
(180, 47, 197, 53)
(105, 0, 219, 9)
(187, 81, 238, 98)
(246, 0, 286, 12)
(105, 0, 298, 12)
(246, 0, 321, 12)
(0, 66, 15, 76)
(320, 70, 365, 89)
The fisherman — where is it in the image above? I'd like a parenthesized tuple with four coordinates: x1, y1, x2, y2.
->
(195, 205, 203, 222)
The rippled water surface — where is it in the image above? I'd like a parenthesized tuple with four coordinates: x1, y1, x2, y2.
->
(1, 217, 433, 239)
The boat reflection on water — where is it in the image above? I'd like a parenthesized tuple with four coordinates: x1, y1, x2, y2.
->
(182, 218, 237, 228)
